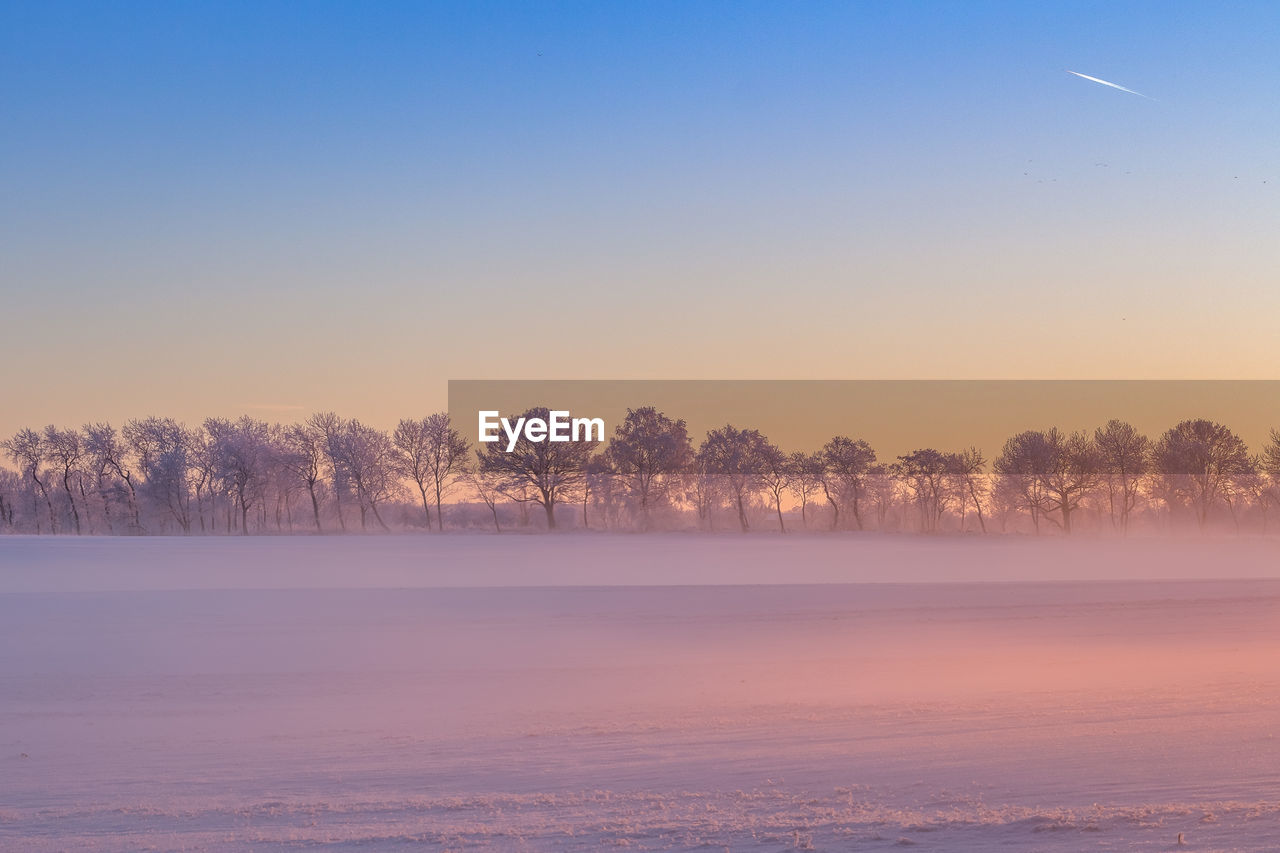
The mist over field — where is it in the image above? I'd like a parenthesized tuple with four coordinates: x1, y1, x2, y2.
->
(4, 533, 1280, 590)
(6, 0, 1280, 849)
(4, 536, 1280, 850)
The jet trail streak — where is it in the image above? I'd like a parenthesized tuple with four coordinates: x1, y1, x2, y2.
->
(1067, 70, 1152, 99)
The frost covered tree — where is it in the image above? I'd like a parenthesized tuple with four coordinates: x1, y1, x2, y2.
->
(466, 468, 505, 532)
(1257, 430, 1280, 533)
(393, 417, 436, 528)
(42, 426, 85, 534)
(865, 463, 899, 531)
(950, 447, 988, 533)
(338, 420, 398, 532)
(820, 436, 876, 531)
(1094, 420, 1151, 534)
(697, 424, 773, 533)
(6, 405, 1280, 538)
(124, 417, 193, 533)
(205, 416, 272, 535)
(994, 429, 1099, 534)
(1264, 429, 1280, 484)
(423, 414, 472, 531)
(787, 451, 825, 530)
(308, 412, 352, 532)
(1037, 429, 1101, 534)
(278, 423, 326, 532)
(685, 448, 725, 530)
(0, 468, 19, 529)
(755, 440, 791, 532)
(84, 423, 141, 533)
(993, 431, 1053, 534)
(477, 407, 594, 530)
(394, 413, 471, 531)
(186, 425, 218, 533)
(894, 448, 954, 533)
(1153, 419, 1252, 530)
(3, 428, 56, 533)
(602, 406, 692, 529)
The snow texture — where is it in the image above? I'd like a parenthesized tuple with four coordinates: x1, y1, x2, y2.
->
(2, 534, 1279, 850)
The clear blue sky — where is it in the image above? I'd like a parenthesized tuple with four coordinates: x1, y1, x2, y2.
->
(2, 1, 1278, 433)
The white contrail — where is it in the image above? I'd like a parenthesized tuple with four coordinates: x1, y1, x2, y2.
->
(1066, 70, 1153, 99)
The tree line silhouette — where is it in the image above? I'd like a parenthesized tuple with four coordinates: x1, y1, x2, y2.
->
(3, 406, 1279, 535)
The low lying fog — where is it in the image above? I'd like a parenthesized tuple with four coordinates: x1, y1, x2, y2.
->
(2, 532, 1280, 593)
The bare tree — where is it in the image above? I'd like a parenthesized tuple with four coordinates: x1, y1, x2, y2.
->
(467, 468, 504, 532)
(685, 449, 724, 530)
(186, 425, 216, 533)
(205, 416, 271, 535)
(821, 436, 876, 531)
(340, 420, 398, 532)
(865, 463, 898, 531)
(756, 440, 792, 532)
(1264, 429, 1280, 485)
(1094, 419, 1151, 534)
(895, 449, 953, 533)
(278, 423, 326, 532)
(124, 417, 193, 533)
(0, 468, 19, 529)
(1038, 429, 1100, 534)
(394, 413, 471, 531)
(308, 412, 351, 532)
(1220, 456, 1260, 533)
(580, 454, 611, 529)
(698, 425, 772, 533)
(787, 451, 824, 530)
(603, 406, 693, 530)
(2, 428, 55, 533)
(42, 426, 84, 534)
(424, 414, 471, 531)
(84, 423, 141, 533)
(1259, 430, 1280, 534)
(951, 447, 988, 533)
(1153, 419, 1251, 530)
(6, 404, 1280, 539)
(393, 417, 436, 528)
(477, 407, 593, 530)
(993, 431, 1053, 534)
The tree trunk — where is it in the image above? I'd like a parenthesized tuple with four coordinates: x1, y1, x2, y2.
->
(62, 471, 81, 534)
(98, 473, 114, 534)
(417, 483, 432, 530)
(370, 499, 391, 532)
(968, 481, 987, 533)
(308, 481, 322, 532)
(822, 483, 840, 531)
(36, 475, 56, 534)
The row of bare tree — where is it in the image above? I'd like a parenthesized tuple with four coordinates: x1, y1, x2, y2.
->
(3, 407, 1279, 535)
(0, 414, 468, 536)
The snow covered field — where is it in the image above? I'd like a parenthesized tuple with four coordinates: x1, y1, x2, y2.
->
(3, 535, 1280, 851)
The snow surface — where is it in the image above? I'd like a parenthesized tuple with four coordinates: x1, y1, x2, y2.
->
(2, 535, 1279, 850)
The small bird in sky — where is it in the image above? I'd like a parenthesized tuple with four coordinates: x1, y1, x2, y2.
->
(1067, 70, 1153, 100)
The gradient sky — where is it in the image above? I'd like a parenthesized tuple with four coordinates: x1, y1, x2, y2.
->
(2, 1, 1278, 437)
